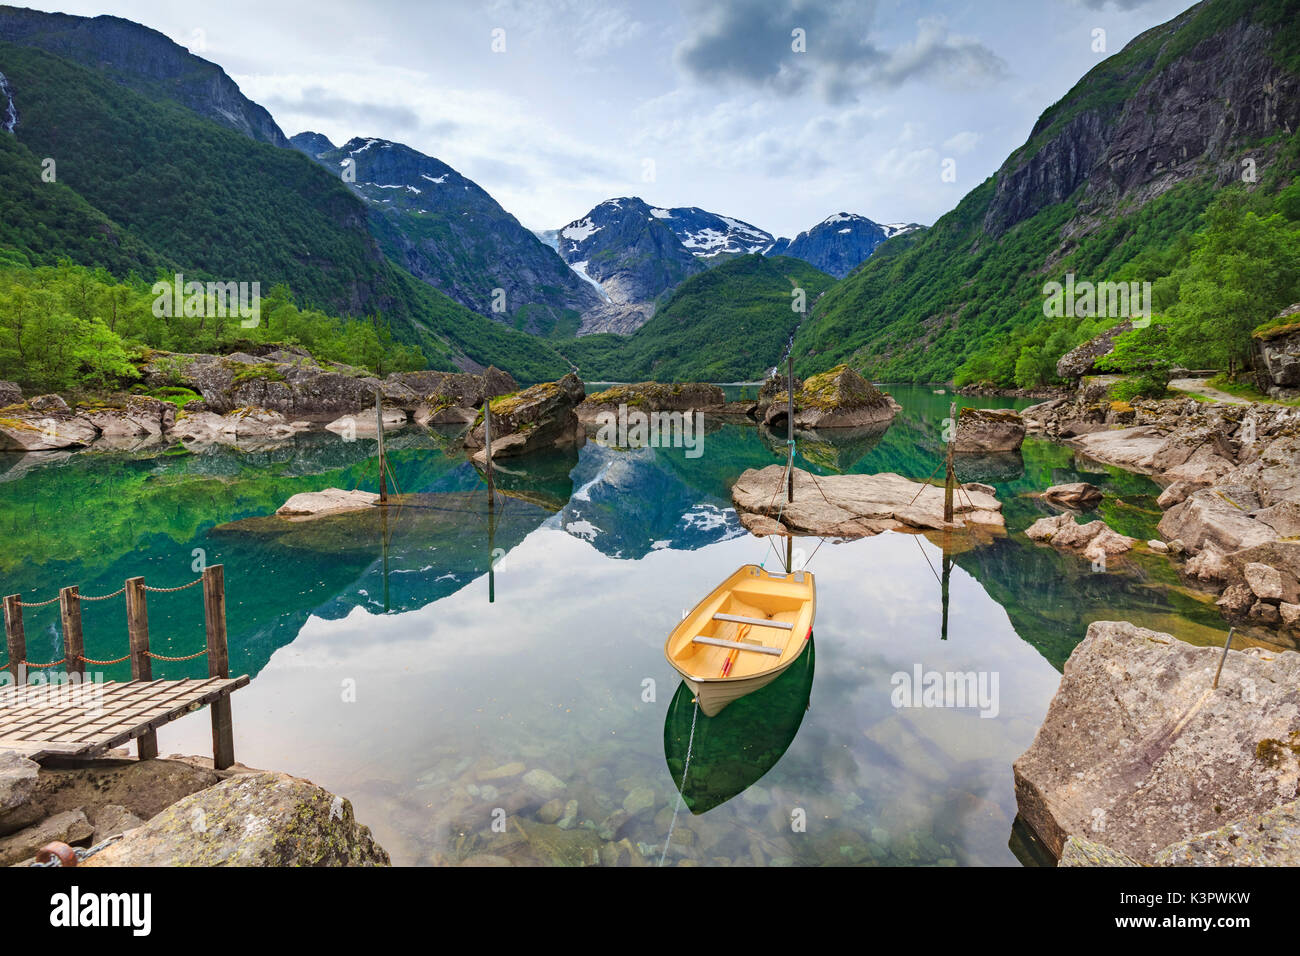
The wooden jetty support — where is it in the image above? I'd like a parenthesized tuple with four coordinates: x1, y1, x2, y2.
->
(1, 565, 246, 768)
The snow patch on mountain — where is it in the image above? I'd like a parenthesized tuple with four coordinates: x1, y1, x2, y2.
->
(569, 261, 611, 302)
(561, 218, 601, 247)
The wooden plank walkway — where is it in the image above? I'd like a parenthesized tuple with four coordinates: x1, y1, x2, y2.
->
(0, 676, 249, 760)
(3, 565, 245, 768)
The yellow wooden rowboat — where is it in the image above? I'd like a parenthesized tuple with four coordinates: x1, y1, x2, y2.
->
(664, 564, 815, 717)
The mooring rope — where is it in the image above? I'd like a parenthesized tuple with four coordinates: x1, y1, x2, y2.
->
(658, 698, 699, 868)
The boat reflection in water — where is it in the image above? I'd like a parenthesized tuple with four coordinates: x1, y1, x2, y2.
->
(663, 637, 815, 815)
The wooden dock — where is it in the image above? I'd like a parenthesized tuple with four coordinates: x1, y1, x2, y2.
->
(2, 565, 245, 768)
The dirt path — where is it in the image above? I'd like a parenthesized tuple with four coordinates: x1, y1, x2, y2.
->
(1167, 378, 1250, 405)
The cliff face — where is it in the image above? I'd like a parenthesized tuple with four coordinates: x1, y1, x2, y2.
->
(0, 6, 288, 147)
(984, 8, 1300, 238)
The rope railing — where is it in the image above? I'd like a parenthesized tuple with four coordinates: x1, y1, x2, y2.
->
(2, 565, 238, 770)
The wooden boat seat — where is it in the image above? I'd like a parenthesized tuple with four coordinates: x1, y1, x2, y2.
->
(712, 612, 793, 630)
(692, 635, 783, 655)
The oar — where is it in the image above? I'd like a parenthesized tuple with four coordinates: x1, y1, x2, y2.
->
(720, 623, 752, 677)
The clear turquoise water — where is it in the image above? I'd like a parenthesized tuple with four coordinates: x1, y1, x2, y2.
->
(0, 386, 1228, 865)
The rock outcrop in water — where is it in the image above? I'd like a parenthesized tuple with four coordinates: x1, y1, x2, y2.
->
(951, 407, 1025, 453)
(761, 365, 899, 430)
(731, 466, 1003, 538)
(1024, 512, 1135, 562)
(465, 373, 587, 462)
(1014, 621, 1300, 864)
(577, 382, 725, 421)
(1020, 394, 1300, 644)
(0, 352, 521, 452)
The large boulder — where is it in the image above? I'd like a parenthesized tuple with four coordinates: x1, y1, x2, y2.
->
(1155, 800, 1300, 866)
(731, 465, 1003, 537)
(1254, 305, 1300, 395)
(465, 374, 587, 461)
(30, 757, 220, 822)
(0, 404, 99, 451)
(82, 771, 389, 866)
(79, 396, 176, 438)
(578, 382, 724, 421)
(169, 408, 310, 445)
(1157, 489, 1279, 556)
(1013, 621, 1300, 863)
(0, 809, 94, 867)
(762, 365, 898, 430)
(1070, 425, 1167, 473)
(391, 366, 516, 411)
(0, 752, 41, 836)
(0, 381, 22, 407)
(145, 352, 381, 419)
(951, 407, 1025, 453)
(1056, 321, 1134, 380)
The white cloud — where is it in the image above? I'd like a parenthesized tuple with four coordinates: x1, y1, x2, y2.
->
(942, 130, 981, 155)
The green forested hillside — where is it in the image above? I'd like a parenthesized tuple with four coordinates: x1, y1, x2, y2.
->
(791, 0, 1300, 388)
(555, 255, 836, 381)
(0, 262, 427, 394)
(0, 41, 571, 382)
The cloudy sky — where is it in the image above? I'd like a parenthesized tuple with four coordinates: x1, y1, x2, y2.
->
(30, 0, 1194, 236)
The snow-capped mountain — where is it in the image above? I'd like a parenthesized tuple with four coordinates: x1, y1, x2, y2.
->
(645, 205, 774, 259)
(765, 213, 923, 278)
(555, 197, 707, 333)
(290, 133, 601, 333)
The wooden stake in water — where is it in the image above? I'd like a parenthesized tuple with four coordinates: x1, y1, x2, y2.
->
(944, 401, 956, 524)
(376, 390, 388, 504)
(484, 401, 495, 510)
(786, 355, 795, 505)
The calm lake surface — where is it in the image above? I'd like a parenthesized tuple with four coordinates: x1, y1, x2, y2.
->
(0, 385, 1230, 866)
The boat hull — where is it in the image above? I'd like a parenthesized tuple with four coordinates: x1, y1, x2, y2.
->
(684, 638, 810, 716)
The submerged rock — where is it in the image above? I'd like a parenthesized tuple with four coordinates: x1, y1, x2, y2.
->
(276, 488, 379, 517)
(731, 465, 1003, 538)
(1041, 482, 1103, 509)
(1014, 621, 1300, 863)
(83, 771, 389, 866)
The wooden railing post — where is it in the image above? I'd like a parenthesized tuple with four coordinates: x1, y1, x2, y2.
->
(125, 576, 157, 760)
(3, 594, 24, 686)
(203, 564, 234, 770)
(59, 586, 83, 681)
